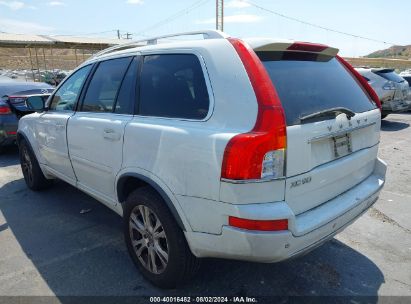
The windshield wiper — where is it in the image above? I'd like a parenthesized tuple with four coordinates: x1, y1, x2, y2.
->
(299, 107, 356, 124)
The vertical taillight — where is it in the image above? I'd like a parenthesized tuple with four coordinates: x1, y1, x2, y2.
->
(336, 56, 382, 111)
(221, 38, 287, 180)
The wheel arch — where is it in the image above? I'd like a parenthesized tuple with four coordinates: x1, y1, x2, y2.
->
(117, 173, 187, 231)
(16, 130, 29, 146)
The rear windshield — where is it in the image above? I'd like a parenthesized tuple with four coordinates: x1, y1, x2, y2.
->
(258, 52, 376, 126)
(373, 70, 404, 83)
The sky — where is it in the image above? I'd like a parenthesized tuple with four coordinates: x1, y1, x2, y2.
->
(0, 0, 410, 57)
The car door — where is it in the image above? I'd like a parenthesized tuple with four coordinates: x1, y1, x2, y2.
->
(35, 65, 92, 185)
(67, 56, 138, 206)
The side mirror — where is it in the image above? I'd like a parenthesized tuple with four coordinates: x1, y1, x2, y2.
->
(26, 96, 46, 112)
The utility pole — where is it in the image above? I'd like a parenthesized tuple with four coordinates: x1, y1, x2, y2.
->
(117, 29, 121, 39)
(124, 32, 133, 40)
(216, 0, 224, 31)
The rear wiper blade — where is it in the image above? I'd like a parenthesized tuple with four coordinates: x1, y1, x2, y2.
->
(299, 107, 356, 123)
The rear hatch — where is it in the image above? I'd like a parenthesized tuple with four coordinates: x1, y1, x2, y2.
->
(249, 40, 380, 215)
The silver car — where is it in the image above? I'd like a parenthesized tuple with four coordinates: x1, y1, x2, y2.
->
(399, 71, 411, 103)
(356, 68, 410, 118)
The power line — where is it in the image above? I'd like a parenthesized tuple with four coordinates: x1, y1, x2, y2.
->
(246, 0, 398, 46)
(132, 0, 210, 36)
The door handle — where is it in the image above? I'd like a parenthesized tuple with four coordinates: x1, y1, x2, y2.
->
(103, 128, 121, 141)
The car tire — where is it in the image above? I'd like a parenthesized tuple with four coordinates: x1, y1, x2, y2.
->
(123, 186, 200, 289)
(19, 140, 53, 191)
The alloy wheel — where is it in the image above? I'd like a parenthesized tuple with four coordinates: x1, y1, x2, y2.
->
(129, 205, 169, 274)
(21, 146, 33, 185)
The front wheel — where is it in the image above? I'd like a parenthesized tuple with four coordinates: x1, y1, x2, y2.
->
(19, 140, 52, 191)
(123, 187, 200, 288)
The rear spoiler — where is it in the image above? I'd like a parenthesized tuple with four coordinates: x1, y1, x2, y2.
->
(244, 39, 339, 57)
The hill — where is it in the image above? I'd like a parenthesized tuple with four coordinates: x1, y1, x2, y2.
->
(366, 45, 411, 59)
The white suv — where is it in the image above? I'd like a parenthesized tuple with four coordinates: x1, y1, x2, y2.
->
(18, 31, 386, 288)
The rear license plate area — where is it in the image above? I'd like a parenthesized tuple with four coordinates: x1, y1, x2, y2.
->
(332, 133, 352, 158)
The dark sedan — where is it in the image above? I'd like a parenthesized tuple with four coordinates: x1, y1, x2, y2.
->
(0, 82, 54, 151)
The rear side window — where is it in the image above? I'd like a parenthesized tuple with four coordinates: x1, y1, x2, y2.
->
(258, 52, 376, 126)
(139, 54, 210, 119)
(81, 57, 132, 113)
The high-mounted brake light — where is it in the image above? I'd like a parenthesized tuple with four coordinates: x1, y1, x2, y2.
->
(287, 42, 328, 53)
(229, 216, 288, 232)
(221, 38, 286, 180)
(336, 56, 382, 111)
(0, 104, 11, 115)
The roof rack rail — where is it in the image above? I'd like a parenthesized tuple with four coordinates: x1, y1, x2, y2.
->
(91, 30, 229, 59)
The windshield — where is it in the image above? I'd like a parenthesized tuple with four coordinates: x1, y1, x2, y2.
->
(257, 52, 377, 126)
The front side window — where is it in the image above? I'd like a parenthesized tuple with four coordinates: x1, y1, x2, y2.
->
(81, 57, 132, 113)
(139, 54, 210, 119)
(49, 65, 92, 111)
(115, 57, 138, 114)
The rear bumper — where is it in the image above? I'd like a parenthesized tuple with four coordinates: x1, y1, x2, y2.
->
(185, 158, 386, 262)
(0, 115, 18, 147)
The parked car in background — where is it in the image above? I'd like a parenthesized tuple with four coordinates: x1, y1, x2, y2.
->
(356, 68, 410, 118)
(0, 81, 54, 151)
(41, 70, 69, 86)
(399, 70, 411, 102)
(18, 31, 386, 288)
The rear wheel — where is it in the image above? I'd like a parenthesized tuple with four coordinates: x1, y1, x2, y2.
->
(124, 187, 200, 288)
(19, 140, 52, 191)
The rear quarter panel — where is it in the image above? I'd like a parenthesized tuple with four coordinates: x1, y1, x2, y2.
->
(121, 39, 258, 202)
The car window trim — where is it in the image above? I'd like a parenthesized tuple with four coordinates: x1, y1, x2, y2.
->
(113, 56, 138, 114)
(134, 51, 214, 122)
(77, 56, 134, 113)
(133, 55, 143, 116)
(47, 64, 94, 113)
(75, 63, 98, 112)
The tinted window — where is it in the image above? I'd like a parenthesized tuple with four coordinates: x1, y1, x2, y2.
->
(139, 54, 209, 119)
(258, 52, 376, 126)
(374, 70, 404, 83)
(402, 76, 411, 86)
(115, 57, 138, 114)
(49, 65, 91, 111)
(82, 57, 132, 113)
